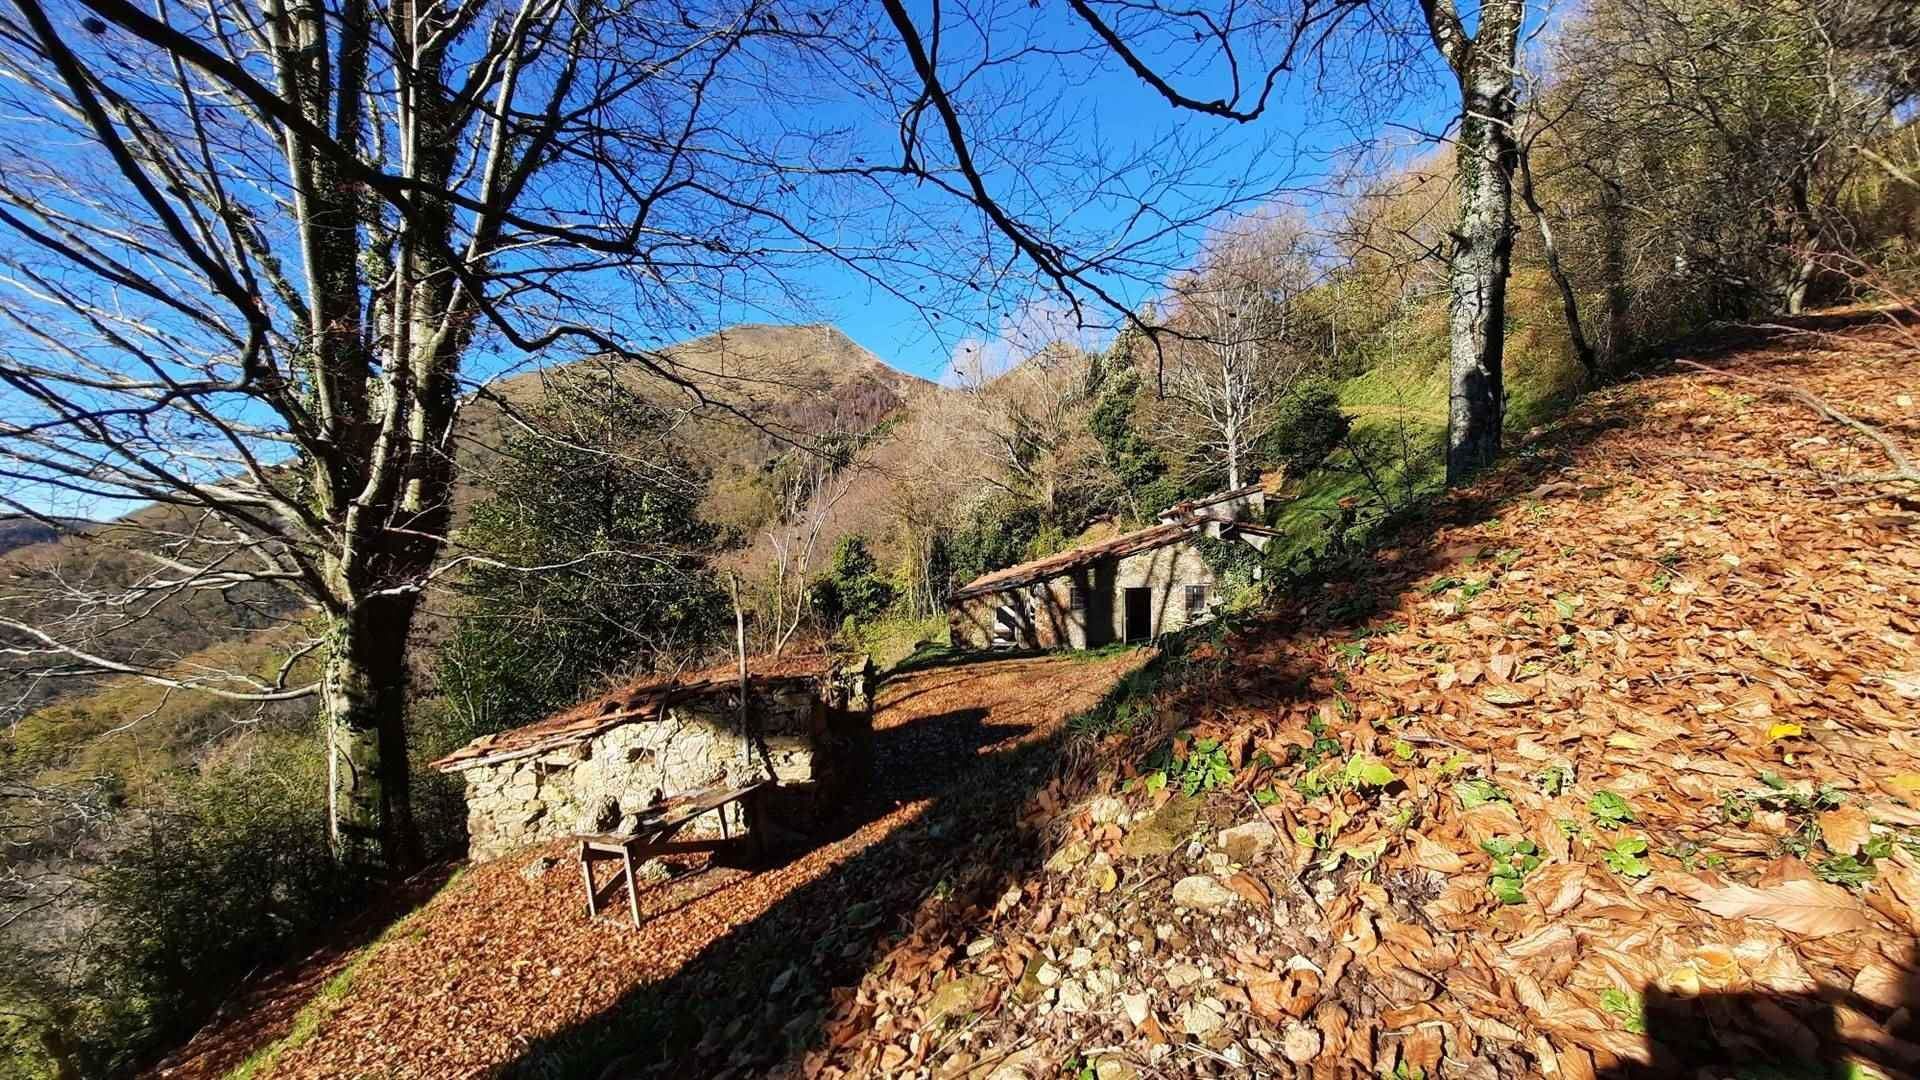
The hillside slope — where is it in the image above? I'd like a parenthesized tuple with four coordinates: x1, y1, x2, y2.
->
(148, 312, 1918, 1079)
(803, 312, 1920, 1079)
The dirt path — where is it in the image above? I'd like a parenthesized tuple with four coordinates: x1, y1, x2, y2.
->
(170, 649, 1148, 1079)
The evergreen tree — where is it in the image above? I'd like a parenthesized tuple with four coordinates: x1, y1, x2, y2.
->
(437, 377, 732, 739)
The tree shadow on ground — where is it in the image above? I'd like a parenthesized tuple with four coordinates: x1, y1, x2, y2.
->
(1596, 976, 1920, 1079)
(146, 861, 457, 1078)
(498, 367, 1771, 1079)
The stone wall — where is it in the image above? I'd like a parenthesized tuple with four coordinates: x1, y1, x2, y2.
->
(457, 666, 873, 862)
(948, 540, 1218, 650)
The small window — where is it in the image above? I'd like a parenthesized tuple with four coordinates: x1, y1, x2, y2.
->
(1184, 584, 1209, 616)
(1068, 585, 1086, 611)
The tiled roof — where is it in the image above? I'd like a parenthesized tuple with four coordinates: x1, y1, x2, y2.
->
(1157, 481, 1264, 521)
(431, 654, 832, 772)
(949, 521, 1202, 601)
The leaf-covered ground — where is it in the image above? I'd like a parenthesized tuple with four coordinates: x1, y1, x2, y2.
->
(160, 313, 1916, 1080)
(801, 314, 1920, 1079)
(157, 648, 1152, 1079)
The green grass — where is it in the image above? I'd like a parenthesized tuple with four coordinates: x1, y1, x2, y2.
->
(843, 613, 950, 670)
(1262, 342, 1583, 569)
(223, 871, 462, 1080)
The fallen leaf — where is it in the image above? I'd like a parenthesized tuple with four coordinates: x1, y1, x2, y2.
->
(1817, 806, 1872, 855)
(1409, 830, 1468, 873)
(1853, 961, 1920, 1009)
(1691, 879, 1874, 938)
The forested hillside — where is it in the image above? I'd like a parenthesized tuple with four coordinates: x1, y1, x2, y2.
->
(0, 0, 1913, 1074)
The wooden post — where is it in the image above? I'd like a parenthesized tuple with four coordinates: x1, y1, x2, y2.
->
(580, 842, 599, 919)
(728, 571, 755, 838)
(621, 848, 641, 928)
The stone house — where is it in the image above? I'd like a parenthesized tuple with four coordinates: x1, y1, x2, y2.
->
(432, 655, 873, 861)
(946, 484, 1281, 651)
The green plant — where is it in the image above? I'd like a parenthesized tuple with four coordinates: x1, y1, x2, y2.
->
(1603, 836, 1651, 878)
(1600, 988, 1646, 1034)
(1260, 380, 1351, 478)
(813, 535, 897, 625)
(1816, 855, 1877, 888)
(1482, 837, 1542, 904)
(1538, 765, 1572, 796)
(1174, 738, 1233, 798)
(1455, 778, 1509, 809)
(1340, 755, 1399, 789)
(1588, 791, 1635, 828)
(438, 377, 733, 739)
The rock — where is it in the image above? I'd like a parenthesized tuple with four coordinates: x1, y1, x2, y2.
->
(926, 975, 988, 1025)
(1220, 819, 1279, 863)
(1121, 991, 1152, 1027)
(1120, 797, 1199, 858)
(519, 855, 559, 881)
(1035, 961, 1062, 987)
(1056, 980, 1092, 1013)
(1281, 1021, 1322, 1064)
(1084, 968, 1121, 998)
(1067, 946, 1094, 970)
(1046, 838, 1093, 873)
(1171, 874, 1239, 912)
(1090, 796, 1125, 824)
(1180, 997, 1227, 1037)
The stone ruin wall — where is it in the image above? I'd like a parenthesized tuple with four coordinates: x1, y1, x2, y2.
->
(459, 667, 873, 862)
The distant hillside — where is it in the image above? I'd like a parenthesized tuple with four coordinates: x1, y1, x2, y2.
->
(458, 323, 941, 545)
(0, 515, 89, 556)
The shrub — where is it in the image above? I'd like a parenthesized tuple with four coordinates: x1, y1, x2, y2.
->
(812, 535, 895, 625)
(1261, 380, 1351, 478)
(72, 735, 375, 1073)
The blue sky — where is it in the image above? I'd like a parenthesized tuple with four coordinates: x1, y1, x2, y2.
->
(652, 5, 1456, 385)
(0, 0, 1462, 519)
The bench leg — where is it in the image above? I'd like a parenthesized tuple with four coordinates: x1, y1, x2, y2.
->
(621, 849, 642, 928)
(580, 844, 599, 919)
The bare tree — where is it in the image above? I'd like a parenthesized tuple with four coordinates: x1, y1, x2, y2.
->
(761, 430, 867, 655)
(1162, 218, 1319, 489)
(0, 0, 1297, 869)
(1415, 0, 1524, 482)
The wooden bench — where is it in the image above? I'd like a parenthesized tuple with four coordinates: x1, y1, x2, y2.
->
(576, 780, 768, 927)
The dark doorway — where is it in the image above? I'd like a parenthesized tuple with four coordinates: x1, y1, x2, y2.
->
(1122, 587, 1152, 643)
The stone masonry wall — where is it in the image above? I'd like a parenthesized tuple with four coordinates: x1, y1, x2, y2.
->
(459, 669, 873, 862)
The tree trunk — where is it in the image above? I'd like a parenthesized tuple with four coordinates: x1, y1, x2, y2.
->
(1426, 0, 1523, 486)
(1600, 176, 1631, 363)
(324, 598, 423, 871)
(1443, 82, 1518, 483)
(1517, 149, 1598, 382)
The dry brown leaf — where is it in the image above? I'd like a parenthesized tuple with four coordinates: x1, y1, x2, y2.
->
(1817, 805, 1872, 855)
(1692, 878, 1874, 937)
(1226, 872, 1272, 908)
(1853, 961, 1920, 1009)
(1525, 862, 1589, 916)
(1409, 830, 1469, 873)
(1505, 923, 1576, 961)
